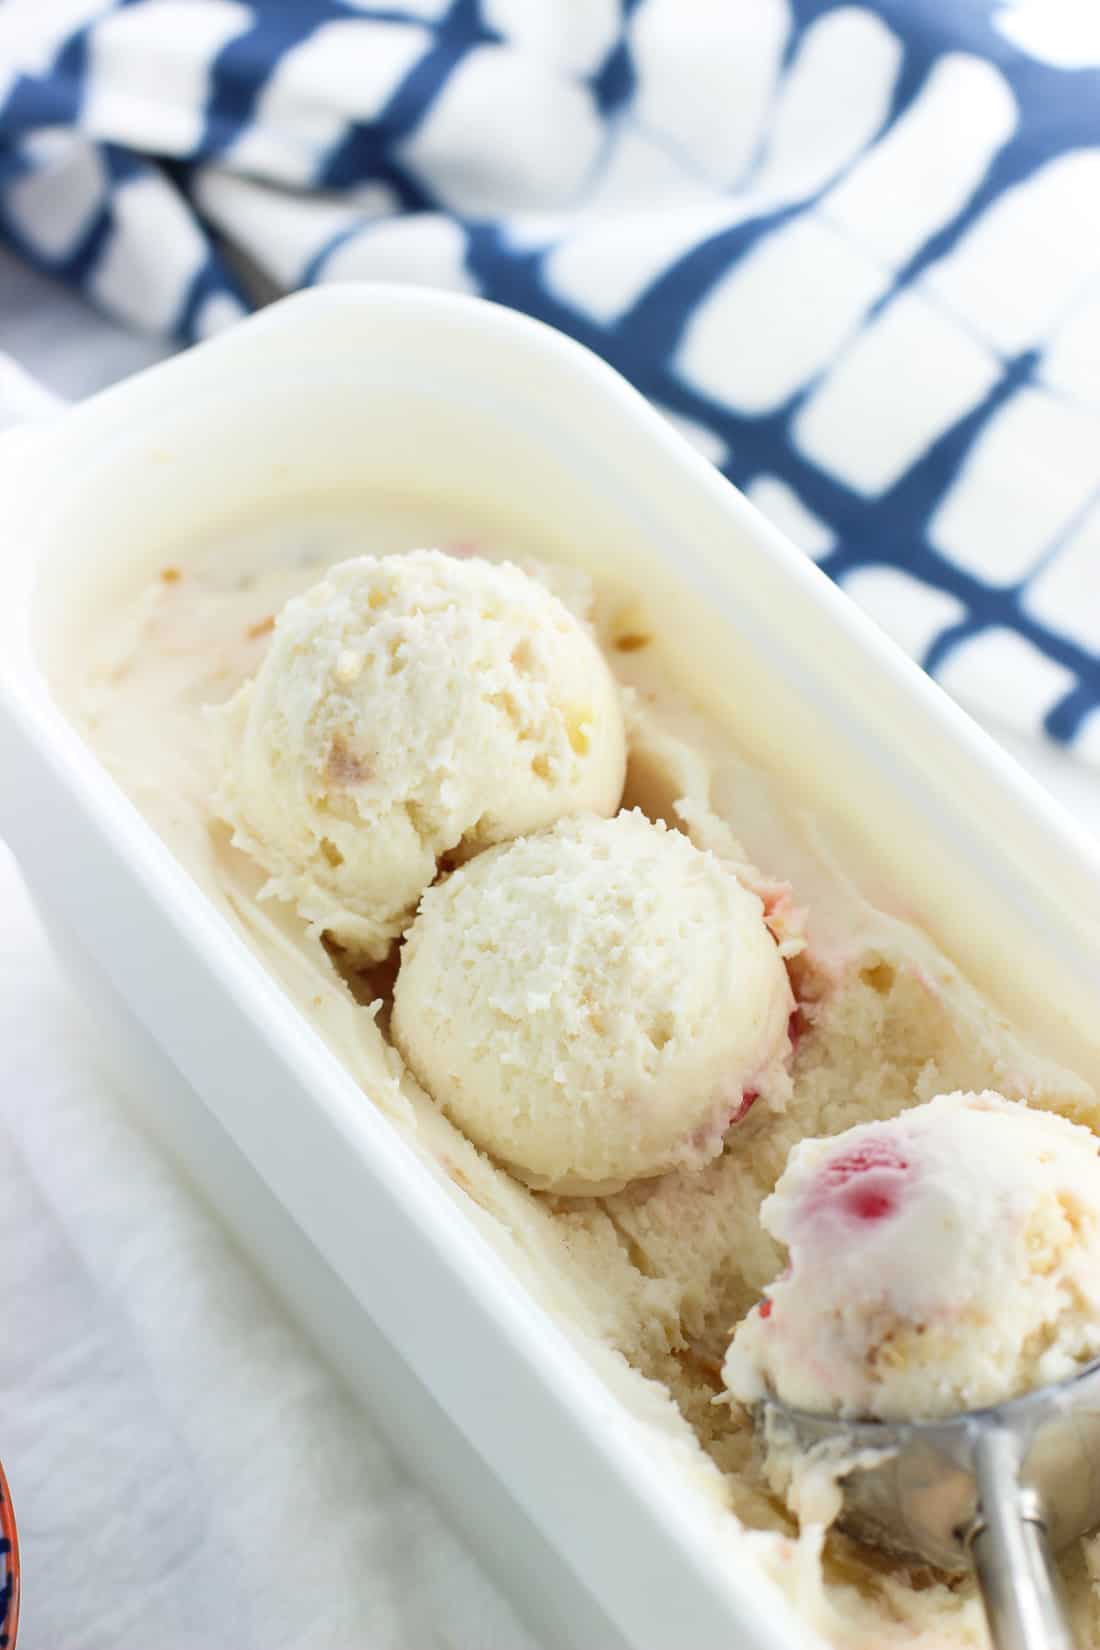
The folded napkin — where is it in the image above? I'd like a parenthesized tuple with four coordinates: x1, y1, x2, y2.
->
(2, 0, 1100, 759)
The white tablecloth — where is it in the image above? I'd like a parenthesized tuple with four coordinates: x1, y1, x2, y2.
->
(0, 245, 538, 1650)
(3, 247, 1100, 1650)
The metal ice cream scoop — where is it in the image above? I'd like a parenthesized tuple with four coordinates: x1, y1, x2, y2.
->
(762, 1360, 1100, 1650)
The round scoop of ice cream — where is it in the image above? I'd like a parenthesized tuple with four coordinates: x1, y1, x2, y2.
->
(212, 550, 626, 960)
(725, 1091, 1100, 1421)
(391, 809, 794, 1193)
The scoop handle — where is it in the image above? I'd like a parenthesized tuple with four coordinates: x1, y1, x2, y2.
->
(969, 1425, 1075, 1650)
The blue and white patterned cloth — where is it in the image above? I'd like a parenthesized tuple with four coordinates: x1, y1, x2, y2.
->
(2, 0, 1100, 757)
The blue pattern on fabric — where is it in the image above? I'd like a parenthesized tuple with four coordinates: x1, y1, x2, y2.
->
(2, 0, 1100, 752)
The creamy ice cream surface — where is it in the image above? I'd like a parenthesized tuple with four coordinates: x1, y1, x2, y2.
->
(57, 498, 1100, 1650)
(392, 809, 794, 1191)
(726, 1091, 1100, 1421)
(212, 549, 626, 959)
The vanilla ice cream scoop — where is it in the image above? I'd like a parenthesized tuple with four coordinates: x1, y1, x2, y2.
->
(212, 550, 626, 960)
(725, 1091, 1100, 1421)
(391, 809, 793, 1193)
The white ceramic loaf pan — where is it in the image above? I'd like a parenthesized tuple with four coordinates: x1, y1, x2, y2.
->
(3, 287, 1100, 1650)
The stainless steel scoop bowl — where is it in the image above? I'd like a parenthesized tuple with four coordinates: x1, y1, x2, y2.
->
(762, 1359, 1100, 1650)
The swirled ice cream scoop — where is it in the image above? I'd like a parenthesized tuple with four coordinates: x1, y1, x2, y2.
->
(212, 550, 626, 960)
(725, 1091, 1100, 1421)
(391, 809, 794, 1193)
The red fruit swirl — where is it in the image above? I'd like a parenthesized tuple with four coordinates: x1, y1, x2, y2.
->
(813, 1139, 910, 1224)
(732, 1090, 758, 1125)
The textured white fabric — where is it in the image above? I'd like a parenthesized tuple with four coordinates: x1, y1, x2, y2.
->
(0, 846, 538, 1650)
